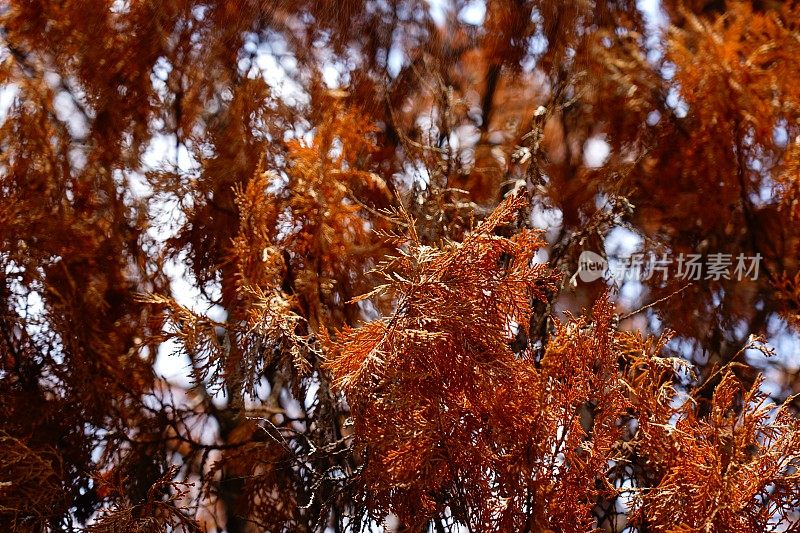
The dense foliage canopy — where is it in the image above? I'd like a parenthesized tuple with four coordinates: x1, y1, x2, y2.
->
(2, 0, 800, 531)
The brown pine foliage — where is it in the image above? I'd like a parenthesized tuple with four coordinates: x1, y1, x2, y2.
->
(2, 1, 800, 532)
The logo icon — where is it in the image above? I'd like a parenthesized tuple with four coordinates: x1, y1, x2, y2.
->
(577, 251, 608, 282)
